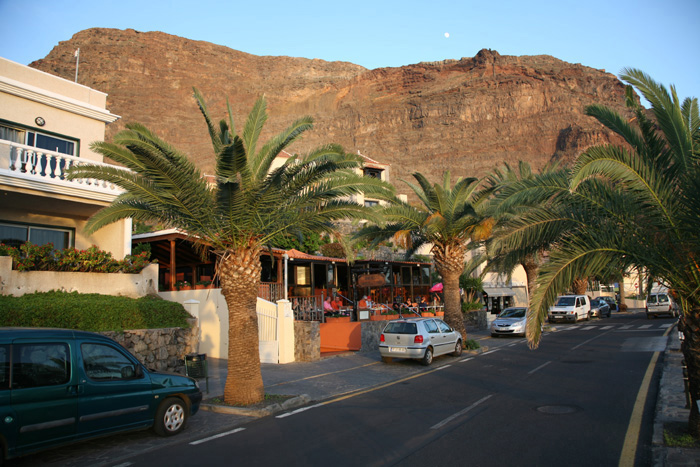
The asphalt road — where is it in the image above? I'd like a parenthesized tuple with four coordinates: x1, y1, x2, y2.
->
(119, 311, 667, 467)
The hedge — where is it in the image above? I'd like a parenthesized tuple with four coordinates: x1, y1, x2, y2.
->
(0, 291, 191, 332)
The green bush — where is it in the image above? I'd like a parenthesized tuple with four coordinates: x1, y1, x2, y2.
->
(0, 291, 191, 332)
(0, 242, 151, 273)
(464, 339, 481, 350)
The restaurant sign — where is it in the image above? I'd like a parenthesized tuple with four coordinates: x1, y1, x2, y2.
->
(357, 273, 387, 288)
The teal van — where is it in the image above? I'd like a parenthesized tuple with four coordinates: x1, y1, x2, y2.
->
(0, 328, 202, 462)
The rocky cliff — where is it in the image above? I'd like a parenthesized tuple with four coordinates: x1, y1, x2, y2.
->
(30, 28, 631, 188)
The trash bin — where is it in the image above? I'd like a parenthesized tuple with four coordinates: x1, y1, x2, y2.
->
(185, 353, 209, 393)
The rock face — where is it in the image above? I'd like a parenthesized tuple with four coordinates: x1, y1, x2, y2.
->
(30, 28, 631, 189)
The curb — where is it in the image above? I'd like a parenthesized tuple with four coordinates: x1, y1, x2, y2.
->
(200, 394, 312, 418)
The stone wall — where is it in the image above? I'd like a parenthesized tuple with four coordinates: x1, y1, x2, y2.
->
(101, 319, 199, 374)
(464, 310, 488, 330)
(294, 321, 320, 362)
(360, 321, 386, 352)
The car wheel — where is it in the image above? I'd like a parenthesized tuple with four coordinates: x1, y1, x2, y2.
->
(381, 356, 393, 364)
(421, 347, 434, 366)
(452, 340, 463, 356)
(154, 397, 188, 436)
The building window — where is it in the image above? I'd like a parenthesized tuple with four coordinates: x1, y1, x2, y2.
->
(363, 168, 383, 179)
(0, 122, 77, 156)
(0, 222, 73, 249)
(364, 200, 379, 207)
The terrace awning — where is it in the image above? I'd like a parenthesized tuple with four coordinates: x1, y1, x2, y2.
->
(483, 286, 515, 297)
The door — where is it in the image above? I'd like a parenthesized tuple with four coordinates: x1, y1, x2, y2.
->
(76, 341, 153, 436)
(11, 340, 78, 453)
(424, 319, 448, 355)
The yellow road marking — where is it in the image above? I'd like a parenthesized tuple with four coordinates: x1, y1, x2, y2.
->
(619, 325, 673, 466)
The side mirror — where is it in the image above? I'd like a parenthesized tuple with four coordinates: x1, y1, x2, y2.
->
(121, 365, 135, 379)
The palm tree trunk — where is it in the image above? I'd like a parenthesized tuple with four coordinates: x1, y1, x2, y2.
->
(681, 307, 700, 437)
(522, 260, 539, 301)
(433, 244, 468, 344)
(218, 246, 265, 405)
(572, 277, 588, 295)
(619, 276, 626, 309)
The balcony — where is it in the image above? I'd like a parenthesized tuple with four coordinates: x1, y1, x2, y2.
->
(0, 139, 123, 202)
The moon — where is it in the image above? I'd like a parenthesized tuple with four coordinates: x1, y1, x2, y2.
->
(444, 32, 450, 38)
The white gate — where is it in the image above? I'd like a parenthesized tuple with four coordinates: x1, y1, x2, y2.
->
(257, 298, 279, 363)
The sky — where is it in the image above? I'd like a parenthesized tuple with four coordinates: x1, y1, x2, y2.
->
(0, 0, 698, 105)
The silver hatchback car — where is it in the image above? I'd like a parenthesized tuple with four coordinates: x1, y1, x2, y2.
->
(379, 318, 462, 365)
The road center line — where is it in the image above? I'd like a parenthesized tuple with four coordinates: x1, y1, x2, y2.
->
(528, 361, 552, 375)
(190, 428, 246, 445)
(481, 349, 501, 355)
(430, 395, 493, 430)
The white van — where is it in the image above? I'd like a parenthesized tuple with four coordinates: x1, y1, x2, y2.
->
(548, 295, 591, 323)
(646, 292, 679, 319)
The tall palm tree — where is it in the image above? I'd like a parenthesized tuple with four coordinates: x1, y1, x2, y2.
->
(355, 171, 494, 343)
(523, 70, 700, 435)
(68, 89, 394, 405)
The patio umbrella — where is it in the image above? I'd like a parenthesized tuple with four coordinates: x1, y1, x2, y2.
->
(430, 283, 443, 292)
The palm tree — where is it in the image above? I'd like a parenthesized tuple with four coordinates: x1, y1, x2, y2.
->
(523, 70, 700, 435)
(467, 161, 566, 301)
(355, 171, 494, 343)
(68, 89, 394, 405)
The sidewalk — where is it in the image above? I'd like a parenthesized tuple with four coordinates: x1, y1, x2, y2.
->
(652, 326, 700, 466)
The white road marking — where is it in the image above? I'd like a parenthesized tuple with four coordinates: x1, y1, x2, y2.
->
(528, 361, 552, 375)
(436, 365, 452, 371)
(619, 325, 633, 329)
(601, 326, 614, 330)
(276, 403, 324, 418)
(660, 324, 673, 329)
(431, 395, 493, 430)
(639, 325, 652, 329)
(459, 357, 474, 363)
(481, 349, 501, 356)
(581, 326, 596, 330)
(190, 428, 246, 445)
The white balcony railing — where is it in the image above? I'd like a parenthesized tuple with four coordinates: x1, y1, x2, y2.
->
(0, 140, 123, 196)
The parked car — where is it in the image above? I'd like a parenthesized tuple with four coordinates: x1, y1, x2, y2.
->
(599, 296, 618, 311)
(379, 318, 462, 365)
(490, 307, 528, 337)
(646, 292, 679, 319)
(590, 297, 611, 318)
(548, 295, 591, 323)
(0, 328, 202, 463)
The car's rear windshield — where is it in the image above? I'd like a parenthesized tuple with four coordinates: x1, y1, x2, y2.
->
(555, 297, 575, 306)
(384, 322, 418, 334)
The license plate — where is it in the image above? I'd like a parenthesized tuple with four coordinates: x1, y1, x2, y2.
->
(389, 347, 407, 353)
(553, 315, 563, 319)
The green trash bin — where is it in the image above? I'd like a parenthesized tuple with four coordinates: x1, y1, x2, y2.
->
(185, 353, 209, 393)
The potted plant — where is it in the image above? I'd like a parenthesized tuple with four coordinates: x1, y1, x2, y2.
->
(195, 280, 212, 290)
(421, 310, 435, 317)
(325, 312, 351, 323)
(175, 280, 191, 291)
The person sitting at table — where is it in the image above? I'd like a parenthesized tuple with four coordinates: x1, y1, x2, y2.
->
(358, 295, 369, 309)
(419, 296, 428, 310)
(332, 296, 343, 311)
(323, 296, 334, 315)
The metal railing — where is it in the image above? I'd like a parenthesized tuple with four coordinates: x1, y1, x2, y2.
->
(258, 282, 284, 303)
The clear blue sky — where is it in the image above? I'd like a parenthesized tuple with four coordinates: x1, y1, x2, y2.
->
(1, 0, 698, 104)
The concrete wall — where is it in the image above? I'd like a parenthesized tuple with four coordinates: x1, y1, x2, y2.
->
(101, 321, 199, 374)
(360, 321, 385, 352)
(0, 256, 158, 298)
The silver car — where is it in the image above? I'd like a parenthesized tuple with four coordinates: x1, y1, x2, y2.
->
(490, 307, 527, 337)
(379, 318, 462, 365)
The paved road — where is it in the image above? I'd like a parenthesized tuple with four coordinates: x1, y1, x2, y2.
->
(102, 312, 668, 466)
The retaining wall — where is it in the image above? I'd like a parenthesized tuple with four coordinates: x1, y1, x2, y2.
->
(101, 319, 199, 374)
